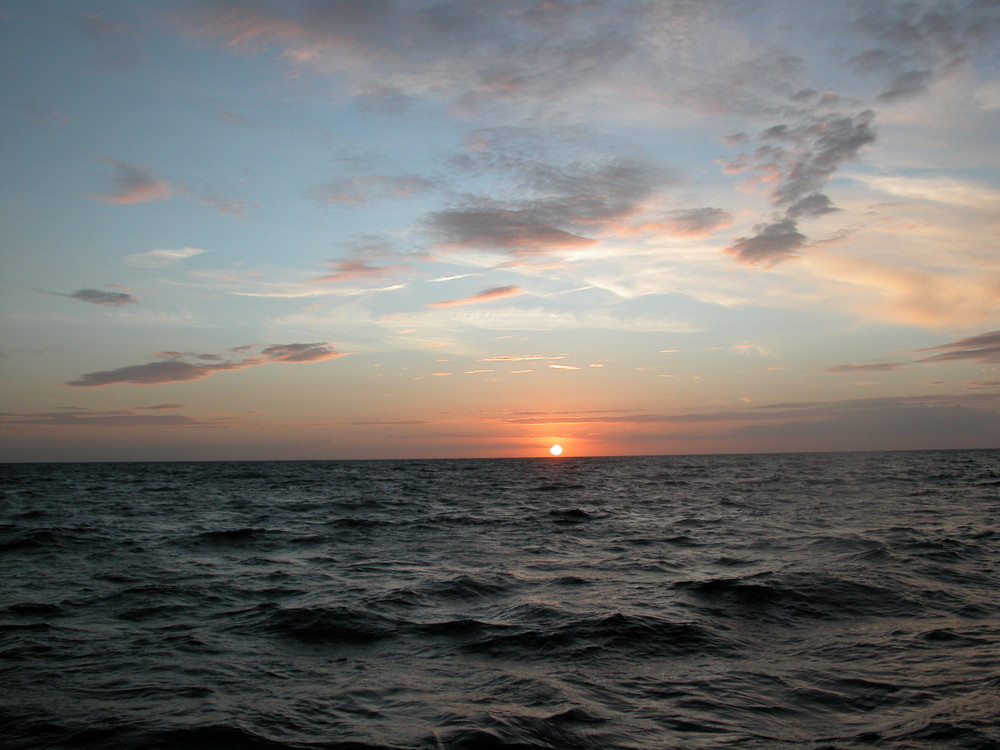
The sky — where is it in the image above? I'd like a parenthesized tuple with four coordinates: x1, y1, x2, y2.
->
(1, 0, 999, 462)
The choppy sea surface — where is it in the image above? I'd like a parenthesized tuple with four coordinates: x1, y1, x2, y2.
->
(1, 450, 998, 750)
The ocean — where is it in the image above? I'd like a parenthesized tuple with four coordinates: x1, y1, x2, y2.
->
(1, 450, 998, 749)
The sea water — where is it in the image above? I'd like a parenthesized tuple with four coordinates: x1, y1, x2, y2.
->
(1, 450, 998, 749)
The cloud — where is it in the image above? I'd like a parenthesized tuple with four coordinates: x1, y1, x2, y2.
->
(42, 288, 140, 306)
(179, 0, 831, 126)
(725, 219, 807, 266)
(722, 111, 876, 267)
(95, 158, 173, 204)
(963, 379, 1000, 390)
(308, 175, 433, 204)
(657, 208, 733, 238)
(0, 409, 222, 428)
(258, 342, 346, 362)
(178, 0, 646, 112)
(401, 305, 698, 333)
(125, 247, 207, 267)
(311, 259, 407, 283)
(916, 330, 1000, 364)
(847, 174, 1000, 210)
(348, 418, 431, 426)
(786, 194, 839, 219)
(429, 273, 483, 283)
(824, 330, 1000, 376)
(826, 362, 909, 373)
(769, 112, 877, 207)
(500, 392, 1000, 432)
(481, 354, 564, 362)
(430, 154, 673, 259)
(66, 360, 223, 387)
(428, 285, 523, 308)
(66, 342, 346, 387)
(849, 2, 1000, 103)
(197, 193, 259, 216)
(431, 208, 598, 256)
(806, 254, 1000, 328)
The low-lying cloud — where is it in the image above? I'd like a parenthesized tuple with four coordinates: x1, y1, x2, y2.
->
(917, 330, 1000, 364)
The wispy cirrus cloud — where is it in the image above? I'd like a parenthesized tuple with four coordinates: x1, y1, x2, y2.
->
(308, 175, 433, 205)
(125, 247, 207, 267)
(481, 354, 565, 363)
(636, 208, 733, 239)
(398, 305, 698, 333)
(848, 174, 1000, 210)
(66, 342, 346, 387)
(806, 254, 1000, 328)
(428, 285, 523, 308)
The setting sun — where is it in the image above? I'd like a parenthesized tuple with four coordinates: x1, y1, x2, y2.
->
(549, 444, 564, 456)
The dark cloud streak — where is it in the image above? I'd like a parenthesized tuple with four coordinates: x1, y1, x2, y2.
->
(67, 343, 346, 387)
(916, 330, 1000, 364)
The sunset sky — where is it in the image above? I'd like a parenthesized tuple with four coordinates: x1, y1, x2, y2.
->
(2, 0, 999, 462)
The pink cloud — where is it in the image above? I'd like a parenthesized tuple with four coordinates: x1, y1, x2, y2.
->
(311, 259, 406, 283)
(95, 158, 173, 204)
(616, 208, 733, 239)
(428, 285, 523, 308)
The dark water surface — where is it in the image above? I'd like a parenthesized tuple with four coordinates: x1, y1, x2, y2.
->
(2, 450, 998, 749)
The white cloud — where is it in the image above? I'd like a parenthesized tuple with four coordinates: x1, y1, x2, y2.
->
(399, 305, 700, 333)
(126, 247, 208, 267)
(848, 173, 1000, 210)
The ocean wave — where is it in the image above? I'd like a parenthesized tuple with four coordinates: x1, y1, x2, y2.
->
(464, 611, 734, 660)
(675, 572, 918, 619)
(246, 604, 402, 645)
(2, 450, 997, 750)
